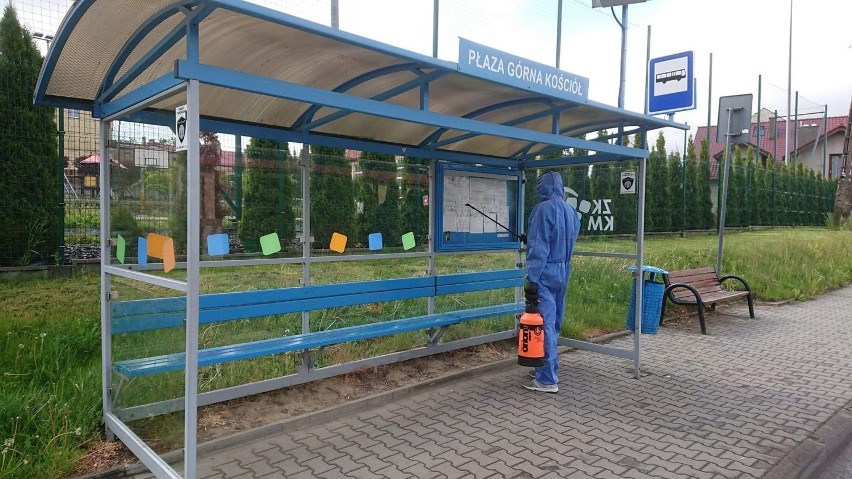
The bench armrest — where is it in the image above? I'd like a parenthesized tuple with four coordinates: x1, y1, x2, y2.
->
(719, 274, 752, 292)
(664, 282, 703, 304)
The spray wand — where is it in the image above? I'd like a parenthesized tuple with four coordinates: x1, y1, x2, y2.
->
(464, 203, 526, 244)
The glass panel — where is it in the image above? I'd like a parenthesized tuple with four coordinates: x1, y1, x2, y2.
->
(435, 252, 518, 342)
(108, 120, 186, 282)
(227, 138, 302, 259)
(193, 263, 304, 392)
(524, 163, 639, 254)
(109, 274, 186, 462)
(309, 149, 430, 256)
(309, 257, 431, 367)
(563, 255, 635, 339)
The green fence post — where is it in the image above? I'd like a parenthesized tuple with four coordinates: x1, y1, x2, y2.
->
(58, 107, 65, 263)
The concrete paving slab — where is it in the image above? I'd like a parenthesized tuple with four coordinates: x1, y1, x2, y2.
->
(116, 285, 852, 478)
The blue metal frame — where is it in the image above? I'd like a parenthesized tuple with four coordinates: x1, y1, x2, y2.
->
(420, 98, 574, 149)
(174, 60, 642, 158)
(434, 162, 523, 252)
(292, 63, 446, 129)
(97, 3, 215, 102)
(95, 72, 184, 120)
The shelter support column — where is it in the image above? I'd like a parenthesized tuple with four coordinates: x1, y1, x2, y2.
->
(99, 120, 113, 441)
(184, 78, 201, 479)
(633, 153, 647, 379)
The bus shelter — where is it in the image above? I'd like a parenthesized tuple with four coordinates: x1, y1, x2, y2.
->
(36, 1, 686, 477)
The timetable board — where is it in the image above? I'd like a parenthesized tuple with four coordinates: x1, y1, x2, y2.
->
(434, 163, 522, 251)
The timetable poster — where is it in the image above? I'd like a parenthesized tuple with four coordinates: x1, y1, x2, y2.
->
(437, 165, 520, 251)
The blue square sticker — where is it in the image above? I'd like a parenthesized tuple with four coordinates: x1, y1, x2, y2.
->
(368, 233, 383, 251)
(137, 237, 148, 266)
(207, 233, 229, 256)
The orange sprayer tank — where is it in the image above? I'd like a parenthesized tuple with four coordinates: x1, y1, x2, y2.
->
(518, 311, 545, 367)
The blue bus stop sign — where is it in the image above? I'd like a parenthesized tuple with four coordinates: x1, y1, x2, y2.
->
(648, 51, 695, 115)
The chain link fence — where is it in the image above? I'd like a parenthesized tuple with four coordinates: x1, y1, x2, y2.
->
(1, 0, 841, 265)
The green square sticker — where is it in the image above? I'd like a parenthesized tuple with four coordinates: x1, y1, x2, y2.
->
(259, 233, 281, 255)
(401, 232, 416, 250)
(116, 235, 126, 264)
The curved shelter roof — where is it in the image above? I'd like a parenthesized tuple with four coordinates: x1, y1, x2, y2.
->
(35, 0, 685, 164)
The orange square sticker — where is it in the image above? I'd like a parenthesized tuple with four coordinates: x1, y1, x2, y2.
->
(329, 232, 347, 253)
(161, 238, 175, 273)
(146, 233, 175, 272)
(146, 233, 169, 259)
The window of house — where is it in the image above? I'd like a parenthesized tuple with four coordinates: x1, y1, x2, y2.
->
(752, 125, 765, 138)
(829, 154, 843, 179)
(67, 109, 79, 119)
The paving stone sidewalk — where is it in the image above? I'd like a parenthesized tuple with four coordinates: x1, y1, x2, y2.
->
(135, 286, 852, 478)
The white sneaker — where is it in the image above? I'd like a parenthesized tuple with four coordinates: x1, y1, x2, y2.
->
(523, 379, 558, 393)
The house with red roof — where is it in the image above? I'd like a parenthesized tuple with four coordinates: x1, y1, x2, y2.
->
(694, 110, 848, 180)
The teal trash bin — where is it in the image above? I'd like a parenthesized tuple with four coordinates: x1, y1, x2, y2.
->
(625, 265, 668, 334)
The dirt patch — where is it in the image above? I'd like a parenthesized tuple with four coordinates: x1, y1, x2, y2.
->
(68, 440, 137, 477)
(196, 340, 516, 440)
(69, 341, 517, 477)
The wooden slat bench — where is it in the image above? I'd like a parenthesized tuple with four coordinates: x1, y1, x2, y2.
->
(660, 267, 754, 334)
(111, 269, 525, 380)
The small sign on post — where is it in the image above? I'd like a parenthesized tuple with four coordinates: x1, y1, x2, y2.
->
(175, 104, 188, 152)
(620, 171, 636, 194)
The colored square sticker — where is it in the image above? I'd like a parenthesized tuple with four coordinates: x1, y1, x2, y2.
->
(401, 232, 416, 250)
(259, 232, 281, 255)
(329, 232, 347, 253)
(146, 233, 169, 259)
(207, 233, 229, 256)
(146, 233, 175, 272)
(368, 233, 383, 251)
(116, 235, 126, 264)
(137, 237, 148, 266)
(161, 237, 175, 273)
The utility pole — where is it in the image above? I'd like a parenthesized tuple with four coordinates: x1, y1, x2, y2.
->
(330, 0, 339, 29)
(785, 0, 793, 165)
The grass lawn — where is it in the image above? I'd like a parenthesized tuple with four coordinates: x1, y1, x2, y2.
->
(2, 227, 852, 478)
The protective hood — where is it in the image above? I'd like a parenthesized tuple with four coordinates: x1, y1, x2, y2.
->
(536, 171, 564, 202)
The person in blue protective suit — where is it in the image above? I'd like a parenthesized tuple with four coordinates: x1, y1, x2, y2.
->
(523, 171, 580, 393)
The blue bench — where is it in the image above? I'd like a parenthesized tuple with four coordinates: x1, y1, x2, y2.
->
(112, 269, 525, 379)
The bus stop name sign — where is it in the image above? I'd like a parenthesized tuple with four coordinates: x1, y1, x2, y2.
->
(648, 51, 695, 115)
(458, 38, 588, 104)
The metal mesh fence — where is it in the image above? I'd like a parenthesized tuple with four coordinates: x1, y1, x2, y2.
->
(2, 0, 842, 265)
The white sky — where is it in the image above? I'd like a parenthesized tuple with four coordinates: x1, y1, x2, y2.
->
(12, 0, 852, 154)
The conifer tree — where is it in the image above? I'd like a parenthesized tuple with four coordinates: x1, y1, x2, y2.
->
(401, 156, 429, 245)
(523, 166, 538, 230)
(310, 146, 355, 247)
(238, 138, 296, 252)
(646, 132, 670, 232)
(697, 139, 715, 229)
(358, 151, 401, 247)
(752, 155, 769, 226)
(667, 151, 683, 233)
(726, 146, 745, 227)
(0, 5, 59, 264)
(683, 136, 701, 230)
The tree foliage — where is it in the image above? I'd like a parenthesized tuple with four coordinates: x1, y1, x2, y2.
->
(310, 145, 355, 247)
(645, 133, 670, 232)
(358, 151, 402, 247)
(401, 156, 429, 245)
(0, 5, 59, 264)
(238, 138, 296, 252)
